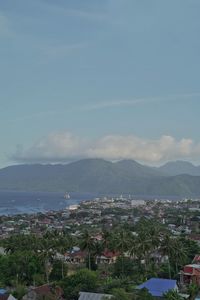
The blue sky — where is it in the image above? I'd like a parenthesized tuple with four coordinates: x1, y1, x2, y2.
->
(1, 0, 200, 167)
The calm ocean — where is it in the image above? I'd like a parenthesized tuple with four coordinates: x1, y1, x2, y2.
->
(0, 190, 96, 215)
(0, 190, 182, 216)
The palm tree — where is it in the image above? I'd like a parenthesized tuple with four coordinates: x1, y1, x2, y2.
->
(128, 233, 137, 260)
(38, 237, 55, 283)
(102, 229, 112, 250)
(171, 239, 187, 274)
(160, 234, 186, 279)
(137, 236, 152, 276)
(79, 230, 95, 270)
(160, 233, 181, 279)
(111, 230, 131, 276)
(135, 219, 163, 273)
(160, 233, 174, 279)
(56, 235, 70, 279)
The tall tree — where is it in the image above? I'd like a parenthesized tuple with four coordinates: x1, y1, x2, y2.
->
(80, 230, 95, 270)
(111, 230, 131, 276)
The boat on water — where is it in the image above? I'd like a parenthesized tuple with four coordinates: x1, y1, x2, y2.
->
(64, 192, 70, 200)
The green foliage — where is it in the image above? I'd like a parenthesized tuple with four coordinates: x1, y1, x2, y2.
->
(0, 251, 42, 285)
(50, 260, 68, 281)
(180, 238, 200, 263)
(32, 273, 45, 286)
(13, 284, 27, 300)
(164, 290, 184, 300)
(137, 288, 154, 300)
(113, 257, 135, 278)
(101, 277, 133, 295)
(85, 255, 98, 271)
(79, 230, 95, 270)
(0, 217, 198, 297)
(111, 288, 131, 300)
(188, 283, 199, 300)
(61, 269, 98, 300)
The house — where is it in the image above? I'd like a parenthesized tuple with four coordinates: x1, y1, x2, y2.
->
(96, 250, 119, 264)
(131, 200, 145, 207)
(193, 255, 200, 264)
(0, 290, 7, 296)
(0, 289, 17, 300)
(78, 292, 112, 300)
(6, 296, 17, 300)
(0, 296, 17, 300)
(137, 278, 178, 298)
(22, 284, 64, 300)
(180, 264, 200, 287)
(65, 250, 87, 264)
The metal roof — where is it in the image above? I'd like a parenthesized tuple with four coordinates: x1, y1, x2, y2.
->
(0, 289, 6, 295)
(137, 278, 177, 297)
(78, 292, 112, 300)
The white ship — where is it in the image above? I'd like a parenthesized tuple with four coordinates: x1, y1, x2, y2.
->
(64, 192, 70, 200)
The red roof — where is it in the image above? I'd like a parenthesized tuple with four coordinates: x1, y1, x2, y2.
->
(193, 255, 200, 262)
(34, 285, 51, 295)
(183, 265, 200, 276)
(102, 250, 119, 258)
(33, 284, 63, 298)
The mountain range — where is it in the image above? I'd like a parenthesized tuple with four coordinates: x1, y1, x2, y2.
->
(0, 159, 200, 196)
(158, 160, 200, 176)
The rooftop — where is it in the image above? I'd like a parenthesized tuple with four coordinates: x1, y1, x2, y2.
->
(137, 278, 177, 297)
(78, 292, 112, 300)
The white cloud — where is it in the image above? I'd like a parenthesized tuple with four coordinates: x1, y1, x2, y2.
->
(82, 93, 200, 111)
(87, 135, 195, 162)
(12, 131, 200, 164)
(13, 132, 88, 163)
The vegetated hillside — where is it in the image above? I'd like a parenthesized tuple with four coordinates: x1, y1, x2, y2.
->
(0, 159, 200, 196)
(115, 159, 165, 177)
(159, 160, 200, 176)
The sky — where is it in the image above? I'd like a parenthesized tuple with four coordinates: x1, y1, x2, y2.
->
(1, 0, 200, 167)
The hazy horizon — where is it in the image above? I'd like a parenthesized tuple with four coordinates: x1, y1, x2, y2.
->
(2, 158, 200, 170)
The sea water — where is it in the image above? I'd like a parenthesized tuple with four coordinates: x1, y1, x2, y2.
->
(0, 190, 96, 215)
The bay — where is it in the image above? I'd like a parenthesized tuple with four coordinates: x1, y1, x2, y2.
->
(0, 190, 183, 216)
(0, 190, 96, 215)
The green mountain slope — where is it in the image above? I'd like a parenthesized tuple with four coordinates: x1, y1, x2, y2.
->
(0, 159, 200, 196)
(159, 160, 200, 176)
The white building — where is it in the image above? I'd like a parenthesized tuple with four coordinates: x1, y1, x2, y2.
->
(131, 200, 145, 207)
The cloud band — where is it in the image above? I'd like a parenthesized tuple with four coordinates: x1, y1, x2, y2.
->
(11, 131, 200, 164)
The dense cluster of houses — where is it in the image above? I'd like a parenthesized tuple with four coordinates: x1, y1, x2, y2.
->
(1, 198, 200, 299)
(1, 197, 200, 241)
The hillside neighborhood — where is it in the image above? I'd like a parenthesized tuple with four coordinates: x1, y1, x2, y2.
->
(1, 197, 200, 299)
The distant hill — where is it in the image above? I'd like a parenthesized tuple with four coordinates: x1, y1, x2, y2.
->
(0, 159, 200, 196)
(159, 160, 200, 176)
(115, 159, 165, 177)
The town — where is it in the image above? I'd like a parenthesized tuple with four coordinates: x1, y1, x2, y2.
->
(1, 197, 200, 299)
(1, 0, 199, 298)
